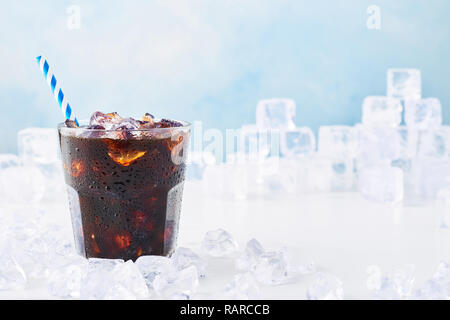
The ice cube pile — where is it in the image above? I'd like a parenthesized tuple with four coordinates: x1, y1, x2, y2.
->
(0, 215, 320, 299)
(64, 112, 183, 139)
(366, 264, 416, 300)
(366, 262, 450, 300)
(0, 128, 64, 204)
(193, 69, 448, 205)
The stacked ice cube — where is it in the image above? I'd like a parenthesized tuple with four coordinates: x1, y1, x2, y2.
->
(199, 68, 447, 204)
(18, 128, 66, 202)
(356, 68, 447, 203)
(0, 128, 66, 204)
(202, 98, 357, 198)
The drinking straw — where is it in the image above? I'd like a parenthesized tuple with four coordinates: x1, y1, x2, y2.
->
(36, 56, 79, 126)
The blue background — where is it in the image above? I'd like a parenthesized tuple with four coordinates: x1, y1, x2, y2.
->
(1, 0, 449, 153)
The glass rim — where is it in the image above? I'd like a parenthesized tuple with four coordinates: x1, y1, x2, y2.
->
(57, 119, 191, 133)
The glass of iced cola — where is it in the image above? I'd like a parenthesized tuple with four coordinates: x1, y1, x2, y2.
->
(58, 112, 190, 261)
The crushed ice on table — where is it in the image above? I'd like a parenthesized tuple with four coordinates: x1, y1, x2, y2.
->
(0, 244, 27, 291)
(236, 239, 314, 284)
(281, 247, 316, 275)
(136, 250, 205, 299)
(2, 218, 75, 282)
(214, 273, 261, 300)
(47, 255, 88, 298)
(80, 258, 125, 299)
(413, 261, 450, 300)
(253, 251, 291, 286)
(135, 255, 171, 290)
(367, 264, 415, 300)
(0, 165, 46, 203)
(79, 258, 149, 300)
(236, 239, 265, 271)
(152, 265, 199, 299)
(202, 229, 239, 257)
(306, 272, 344, 300)
(171, 247, 207, 278)
(104, 260, 149, 299)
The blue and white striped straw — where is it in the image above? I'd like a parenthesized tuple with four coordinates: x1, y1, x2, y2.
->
(36, 56, 79, 126)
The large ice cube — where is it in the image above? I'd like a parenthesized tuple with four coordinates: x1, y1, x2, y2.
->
(362, 96, 402, 127)
(202, 229, 238, 257)
(236, 239, 265, 271)
(356, 126, 414, 167)
(264, 156, 354, 193)
(256, 99, 296, 130)
(304, 157, 333, 192)
(0, 166, 46, 203)
(80, 258, 124, 299)
(171, 247, 207, 278)
(310, 156, 355, 192)
(263, 157, 299, 194)
(0, 154, 20, 169)
(0, 246, 27, 291)
(387, 69, 421, 100)
(47, 256, 88, 298)
(416, 126, 450, 158)
(411, 157, 450, 200)
(280, 127, 315, 158)
(358, 165, 404, 203)
(105, 260, 149, 299)
(18, 127, 66, 203)
(17, 128, 60, 165)
(306, 273, 344, 300)
(253, 251, 290, 285)
(135, 255, 171, 290)
(318, 126, 357, 158)
(405, 98, 442, 129)
(152, 265, 199, 299)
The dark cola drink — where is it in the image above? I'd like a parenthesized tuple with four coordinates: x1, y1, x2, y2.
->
(58, 112, 190, 261)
